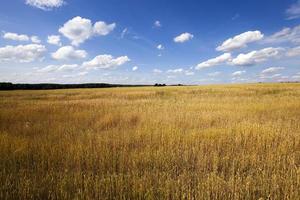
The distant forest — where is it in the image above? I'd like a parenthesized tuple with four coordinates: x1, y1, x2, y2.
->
(0, 82, 170, 90)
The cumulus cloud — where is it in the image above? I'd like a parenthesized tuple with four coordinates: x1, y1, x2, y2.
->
(59, 16, 116, 46)
(51, 46, 87, 60)
(3, 32, 41, 43)
(154, 21, 161, 27)
(216, 31, 264, 52)
(132, 66, 138, 71)
(93, 21, 116, 36)
(166, 68, 194, 76)
(232, 71, 246, 76)
(31, 36, 41, 43)
(0, 44, 46, 63)
(47, 35, 61, 46)
(157, 44, 164, 50)
(3, 32, 29, 41)
(174, 32, 194, 43)
(261, 67, 285, 74)
(167, 68, 184, 74)
(37, 64, 79, 73)
(82, 54, 130, 69)
(264, 25, 300, 44)
(231, 47, 283, 66)
(26, 0, 65, 10)
(286, 1, 300, 20)
(196, 53, 232, 69)
(59, 17, 92, 46)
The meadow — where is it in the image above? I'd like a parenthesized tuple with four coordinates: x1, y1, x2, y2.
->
(0, 83, 299, 199)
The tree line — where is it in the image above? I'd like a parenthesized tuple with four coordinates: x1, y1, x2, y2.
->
(0, 82, 173, 90)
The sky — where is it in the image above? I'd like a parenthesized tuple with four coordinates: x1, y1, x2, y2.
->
(0, 0, 300, 84)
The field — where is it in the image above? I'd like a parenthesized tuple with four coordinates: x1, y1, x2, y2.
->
(0, 83, 299, 199)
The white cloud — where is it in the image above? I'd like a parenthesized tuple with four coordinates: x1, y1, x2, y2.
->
(47, 35, 61, 46)
(157, 44, 164, 50)
(59, 16, 116, 46)
(286, 1, 300, 20)
(231, 47, 283, 66)
(51, 46, 87, 60)
(26, 0, 65, 10)
(291, 72, 300, 80)
(174, 32, 194, 43)
(37, 65, 58, 73)
(154, 20, 161, 27)
(196, 53, 232, 69)
(0, 44, 46, 63)
(37, 64, 79, 73)
(286, 46, 300, 57)
(56, 64, 80, 72)
(59, 17, 92, 46)
(259, 73, 282, 80)
(277, 75, 290, 82)
(292, 75, 300, 80)
(232, 71, 246, 76)
(3, 32, 41, 43)
(261, 67, 285, 74)
(82, 54, 130, 69)
(121, 28, 128, 38)
(216, 31, 264, 52)
(167, 75, 176, 79)
(62, 71, 88, 78)
(264, 25, 300, 44)
(132, 66, 138, 71)
(93, 21, 116, 36)
(231, 77, 249, 82)
(166, 68, 194, 76)
(31, 36, 41, 43)
(167, 68, 184, 74)
(207, 72, 221, 77)
(3, 32, 29, 41)
(185, 71, 194, 76)
(153, 69, 163, 73)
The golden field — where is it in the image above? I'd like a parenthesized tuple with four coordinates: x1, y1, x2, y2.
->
(0, 83, 299, 200)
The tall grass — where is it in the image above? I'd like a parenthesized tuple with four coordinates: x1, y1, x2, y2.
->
(0, 83, 299, 199)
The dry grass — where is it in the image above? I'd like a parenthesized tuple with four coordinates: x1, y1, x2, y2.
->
(0, 83, 299, 199)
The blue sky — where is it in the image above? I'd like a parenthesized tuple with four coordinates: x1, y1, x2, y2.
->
(0, 0, 300, 84)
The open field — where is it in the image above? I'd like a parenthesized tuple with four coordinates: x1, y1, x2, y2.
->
(0, 83, 299, 199)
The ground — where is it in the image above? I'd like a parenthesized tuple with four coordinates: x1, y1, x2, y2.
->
(0, 83, 299, 199)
